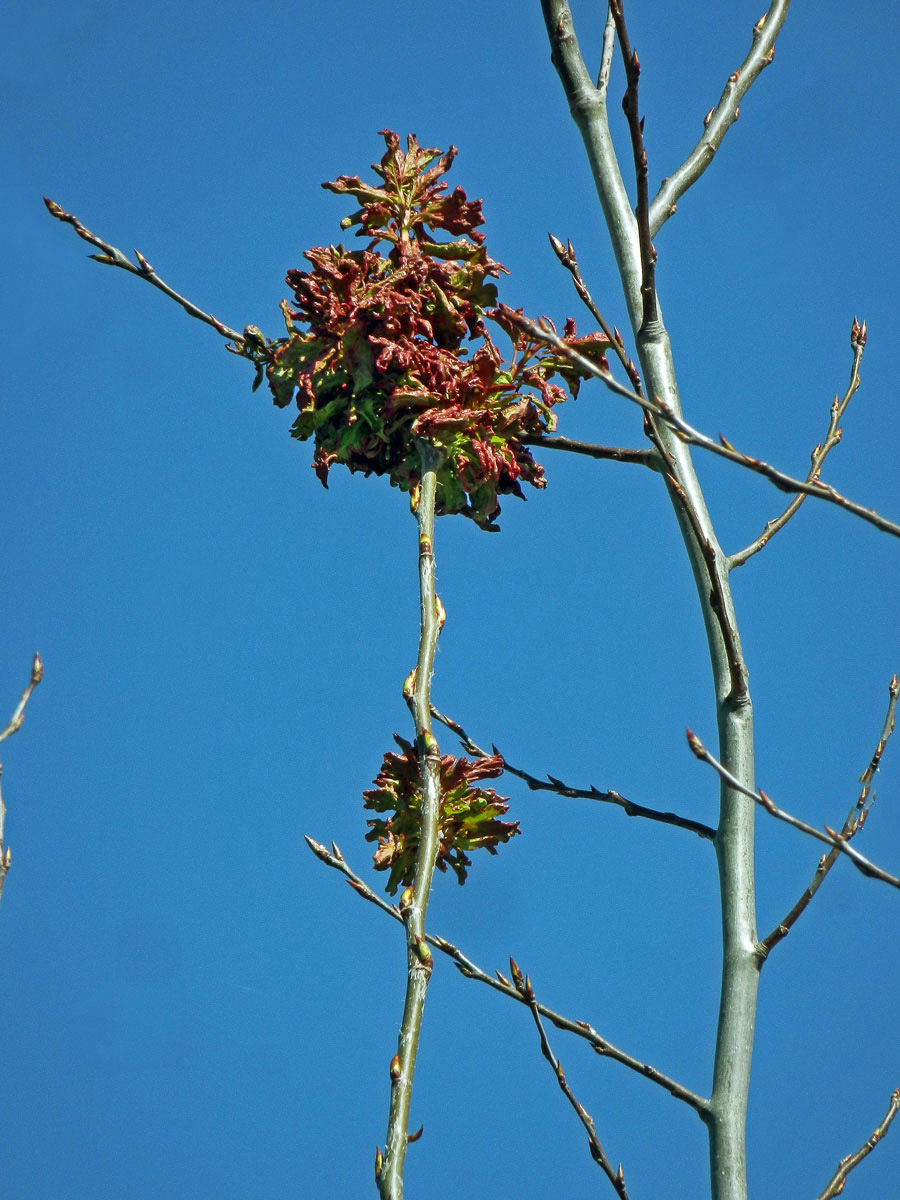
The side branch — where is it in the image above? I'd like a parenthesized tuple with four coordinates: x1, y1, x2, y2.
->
(0, 653, 44, 906)
(730, 320, 866, 569)
(430, 705, 715, 840)
(609, 1, 658, 329)
(686, 729, 900, 892)
(510, 958, 630, 1198)
(648, 1, 791, 236)
(43, 199, 247, 345)
(304, 838, 709, 1116)
(814, 1089, 900, 1200)
(760, 673, 900, 955)
(502, 308, 900, 542)
(522, 433, 658, 469)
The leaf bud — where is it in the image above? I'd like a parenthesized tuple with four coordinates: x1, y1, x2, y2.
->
(389, 1054, 402, 1081)
(31, 652, 43, 685)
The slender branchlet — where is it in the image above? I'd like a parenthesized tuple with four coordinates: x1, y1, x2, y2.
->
(609, 1, 658, 331)
(759, 673, 900, 955)
(43, 199, 247, 345)
(304, 837, 710, 1115)
(686, 727, 900, 891)
(0, 653, 44, 906)
(648, 1, 791, 236)
(510, 958, 631, 1197)
(547, 233, 646, 397)
(378, 441, 444, 1200)
(522, 432, 658, 469)
(596, 7, 617, 96)
(730, 319, 867, 568)
(429, 704, 715, 840)
(813, 1089, 900, 1200)
(504, 307, 900, 542)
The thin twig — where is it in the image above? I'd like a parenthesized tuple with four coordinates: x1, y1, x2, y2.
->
(609, 1, 658, 331)
(501, 307, 900, 542)
(510, 958, 630, 1197)
(686, 728, 900, 891)
(596, 6, 617, 96)
(730, 320, 866, 569)
(430, 704, 715, 840)
(648, 1, 791, 236)
(523, 433, 658, 469)
(43, 199, 247, 345)
(547, 234, 645, 397)
(760, 674, 900, 956)
(378, 441, 444, 1200)
(304, 837, 710, 1116)
(0, 653, 43, 905)
(813, 1089, 900, 1200)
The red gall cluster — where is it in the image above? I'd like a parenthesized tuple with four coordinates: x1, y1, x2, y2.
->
(249, 131, 609, 529)
(363, 735, 519, 894)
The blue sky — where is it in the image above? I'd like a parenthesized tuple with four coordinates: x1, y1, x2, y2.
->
(4, 2, 900, 1196)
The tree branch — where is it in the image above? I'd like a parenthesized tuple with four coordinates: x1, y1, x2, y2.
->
(510, 958, 630, 1197)
(729, 320, 866, 569)
(378, 442, 444, 1200)
(609, 1, 658, 331)
(503, 308, 900, 542)
(304, 837, 710, 1116)
(759, 674, 900, 956)
(0, 653, 43, 906)
(429, 704, 715, 840)
(648, 1, 791, 236)
(44, 199, 248, 346)
(686, 727, 900, 892)
(814, 1089, 900, 1200)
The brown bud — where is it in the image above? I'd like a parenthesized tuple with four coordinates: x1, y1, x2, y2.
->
(389, 1054, 402, 1081)
(31, 653, 43, 685)
(686, 728, 705, 758)
(374, 1146, 383, 1180)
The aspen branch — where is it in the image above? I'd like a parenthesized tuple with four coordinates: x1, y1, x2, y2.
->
(523, 433, 658, 469)
(813, 1089, 900, 1200)
(686, 728, 900, 891)
(43, 198, 248, 346)
(760, 673, 900, 956)
(510, 957, 630, 1197)
(304, 837, 710, 1116)
(596, 6, 617, 97)
(648, 1, 791, 236)
(0, 653, 44, 906)
(547, 233, 646, 398)
(429, 704, 716, 840)
(500, 308, 900, 542)
(378, 441, 444, 1200)
(609, 0, 658, 332)
(730, 320, 866, 569)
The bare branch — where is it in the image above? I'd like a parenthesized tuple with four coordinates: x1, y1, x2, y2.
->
(379, 442, 444, 1200)
(0, 653, 43, 906)
(609, 1, 658, 330)
(501, 307, 900, 542)
(649, 1, 791, 236)
(814, 1089, 900, 1200)
(730, 321, 866, 569)
(523, 432, 658, 469)
(44, 199, 248, 345)
(760, 674, 899, 956)
(510, 958, 630, 1197)
(686, 728, 900, 891)
(305, 836, 710, 1116)
(547, 234, 646, 397)
(596, 7, 617, 97)
(430, 704, 716, 840)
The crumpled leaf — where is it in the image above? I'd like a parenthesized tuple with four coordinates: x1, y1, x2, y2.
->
(252, 131, 611, 528)
(363, 734, 519, 894)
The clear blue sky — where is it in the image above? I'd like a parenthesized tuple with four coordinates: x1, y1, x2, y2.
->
(4, 3, 900, 1196)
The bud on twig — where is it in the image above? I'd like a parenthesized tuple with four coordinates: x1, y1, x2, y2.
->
(389, 1054, 402, 1081)
(31, 653, 43, 685)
